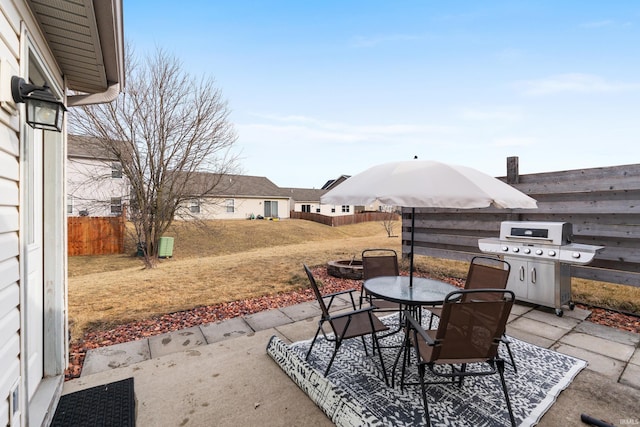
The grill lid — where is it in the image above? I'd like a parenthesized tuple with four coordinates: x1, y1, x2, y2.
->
(500, 221, 573, 245)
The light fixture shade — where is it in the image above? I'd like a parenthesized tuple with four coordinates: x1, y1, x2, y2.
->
(11, 76, 66, 132)
(25, 97, 65, 132)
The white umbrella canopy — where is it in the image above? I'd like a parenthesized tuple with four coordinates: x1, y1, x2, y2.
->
(321, 160, 537, 285)
(320, 160, 537, 209)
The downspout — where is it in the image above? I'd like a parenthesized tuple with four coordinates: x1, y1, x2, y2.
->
(66, 81, 120, 107)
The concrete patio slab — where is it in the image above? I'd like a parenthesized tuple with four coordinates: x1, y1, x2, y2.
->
(67, 298, 640, 427)
(244, 308, 294, 331)
(279, 302, 322, 321)
(200, 317, 253, 343)
(522, 308, 583, 330)
(81, 339, 150, 376)
(148, 326, 206, 358)
(553, 344, 626, 379)
(508, 317, 571, 341)
(559, 332, 636, 362)
(574, 321, 640, 347)
(620, 363, 640, 389)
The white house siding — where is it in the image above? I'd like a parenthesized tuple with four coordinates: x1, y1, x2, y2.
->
(67, 157, 129, 216)
(0, 2, 22, 424)
(183, 197, 291, 220)
(1, 3, 70, 426)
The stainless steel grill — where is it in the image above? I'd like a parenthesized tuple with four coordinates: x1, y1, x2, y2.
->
(478, 221, 603, 316)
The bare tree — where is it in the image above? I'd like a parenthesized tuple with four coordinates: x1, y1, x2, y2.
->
(70, 47, 238, 267)
(381, 206, 400, 237)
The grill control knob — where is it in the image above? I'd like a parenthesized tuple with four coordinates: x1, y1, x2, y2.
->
(535, 249, 543, 255)
(572, 252, 581, 259)
(523, 248, 531, 254)
(512, 247, 519, 253)
(502, 246, 509, 252)
(548, 250, 556, 257)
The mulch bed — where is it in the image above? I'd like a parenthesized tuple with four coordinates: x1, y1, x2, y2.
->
(65, 267, 640, 381)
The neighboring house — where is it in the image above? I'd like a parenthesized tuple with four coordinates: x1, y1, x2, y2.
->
(0, 2, 124, 426)
(178, 172, 292, 219)
(284, 187, 328, 214)
(67, 135, 130, 216)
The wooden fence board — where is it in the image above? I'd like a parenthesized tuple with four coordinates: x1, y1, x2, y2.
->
(67, 215, 125, 256)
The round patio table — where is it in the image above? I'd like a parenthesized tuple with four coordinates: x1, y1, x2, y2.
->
(364, 275, 460, 387)
(364, 276, 459, 307)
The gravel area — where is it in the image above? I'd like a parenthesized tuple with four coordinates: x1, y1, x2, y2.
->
(65, 267, 640, 381)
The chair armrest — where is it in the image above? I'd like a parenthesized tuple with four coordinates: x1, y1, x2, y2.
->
(323, 288, 357, 311)
(403, 309, 437, 346)
(322, 288, 357, 299)
(329, 306, 376, 321)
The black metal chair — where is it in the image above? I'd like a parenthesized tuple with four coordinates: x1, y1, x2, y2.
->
(428, 256, 517, 371)
(303, 264, 389, 384)
(405, 289, 517, 426)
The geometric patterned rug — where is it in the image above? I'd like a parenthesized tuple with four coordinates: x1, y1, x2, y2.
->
(267, 312, 587, 427)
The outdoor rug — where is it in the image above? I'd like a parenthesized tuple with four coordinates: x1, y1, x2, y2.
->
(51, 377, 135, 427)
(267, 313, 587, 426)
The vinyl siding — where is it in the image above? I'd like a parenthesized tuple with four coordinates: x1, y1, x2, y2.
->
(0, 3, 21, 423)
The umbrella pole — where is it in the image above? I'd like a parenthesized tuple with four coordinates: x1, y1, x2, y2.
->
(410, 207, 415, 287)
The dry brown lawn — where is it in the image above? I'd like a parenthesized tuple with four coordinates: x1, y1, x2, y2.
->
(68, 219, 640, 340)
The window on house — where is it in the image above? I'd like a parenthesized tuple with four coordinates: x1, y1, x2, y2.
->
(111, 162, 123, 178)
(316, 208, 320, 213)
(110, 197, 122, 214)
(341, 205, 350, 213)
(331, 207, 335, 213)
(67, 196, 73, 214)
(190, 200, 200, 213)
(302, 204, 311, 213)
(225, 199, 234, 213)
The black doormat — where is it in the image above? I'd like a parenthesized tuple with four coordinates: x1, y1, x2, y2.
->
(52, 377, 135, 427)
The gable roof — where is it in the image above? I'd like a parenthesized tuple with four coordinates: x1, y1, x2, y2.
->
(177, 171, 287, 199)
(322, 175, 350, 190)
(280, 188, 327, 203)
(68, 134, 118, 161)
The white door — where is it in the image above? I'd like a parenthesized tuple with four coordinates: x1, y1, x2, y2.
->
(24, 127, 44, 400)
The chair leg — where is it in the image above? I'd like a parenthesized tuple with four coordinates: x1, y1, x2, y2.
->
(372, 333, 389, 386)
(418, 364, 432, 426)
(497, 359, 517, 427)
(306, 325, 322, 360)
(502, 336, 518, 373)
(324, 341, 342, 376)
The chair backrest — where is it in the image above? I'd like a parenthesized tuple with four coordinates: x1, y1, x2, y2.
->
(432, 289, 514, 362)
(303, 264, 330, 318)
(362, 249, 399, 280)
(462, 256, 511, 302)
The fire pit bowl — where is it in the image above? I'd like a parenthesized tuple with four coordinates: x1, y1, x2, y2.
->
(326, 259, 363, 280)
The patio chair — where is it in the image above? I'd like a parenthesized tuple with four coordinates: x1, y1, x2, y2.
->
(359, 248, 401, 311)
(303, 264, 389, 383)
(405, 289, 517, 426)
(428, 256, 517, 371)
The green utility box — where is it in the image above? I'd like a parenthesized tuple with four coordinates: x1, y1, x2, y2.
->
(158, 237, 174, 258)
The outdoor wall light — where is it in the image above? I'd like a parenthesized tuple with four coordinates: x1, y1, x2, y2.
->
(11, 76, 66, 132)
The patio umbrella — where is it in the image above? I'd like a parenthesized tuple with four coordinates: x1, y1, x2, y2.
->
(320, 160, 538, 285)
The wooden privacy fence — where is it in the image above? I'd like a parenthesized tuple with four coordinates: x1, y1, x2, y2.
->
(403, 158, 640, 287)
(68, 215, 125, 256)
(290, 211, 399, 226)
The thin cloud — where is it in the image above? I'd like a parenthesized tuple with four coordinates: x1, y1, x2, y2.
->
(516, 73, 640, 96)
(581, 20, 615, 28)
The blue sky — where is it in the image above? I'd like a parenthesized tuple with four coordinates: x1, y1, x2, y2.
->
(124, 1, 639, 188)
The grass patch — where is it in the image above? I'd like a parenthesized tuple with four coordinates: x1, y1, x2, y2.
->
(67, 219, 640, 341)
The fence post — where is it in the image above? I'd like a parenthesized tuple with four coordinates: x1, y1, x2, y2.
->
(507, 156, 519, 184)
